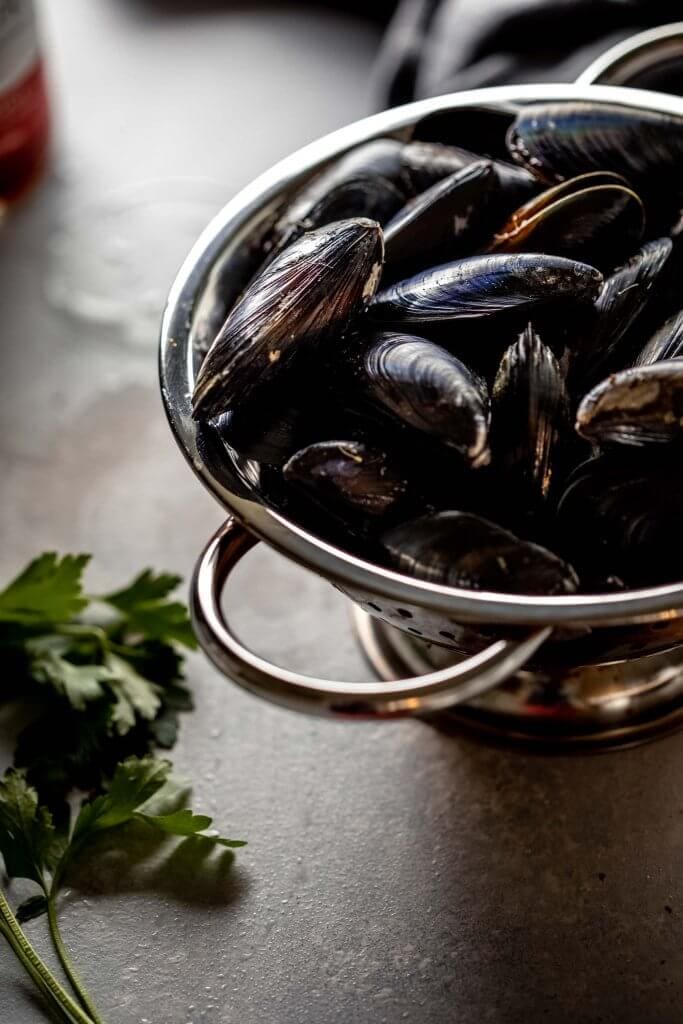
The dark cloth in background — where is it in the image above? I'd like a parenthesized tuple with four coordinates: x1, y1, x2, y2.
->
(372, 0, 683, 107)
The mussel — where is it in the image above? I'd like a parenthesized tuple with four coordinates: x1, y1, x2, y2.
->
(401, 140, 539, 211)
(270, 177, 404, 265)
(576, 360, 683, 446)
(381, 511, 579, 595)
(283, 440, 410, 519)
(216, 390, 312, 467)
(490, 174, 645, 270)
(357, 331, 490, 465)
(192, 218, 384, 418)
(507, 102, 683, 195)
(491, 323, 569, 505)
(571, 237, 672, 387)
(272, 139, 406, 253)
(556, 451, 683, 586)
(635, 311, 683, 367)
(383, 160, 496, 279)
(369, 253, 602, 327)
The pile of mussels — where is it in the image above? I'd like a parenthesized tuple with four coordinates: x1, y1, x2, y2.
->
(192, 101, 683, 597)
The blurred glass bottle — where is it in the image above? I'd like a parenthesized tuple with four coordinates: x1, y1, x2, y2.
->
(0, 0, 49, 204)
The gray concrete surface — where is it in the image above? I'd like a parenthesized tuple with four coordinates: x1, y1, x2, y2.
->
(1, 3, 682, 1022)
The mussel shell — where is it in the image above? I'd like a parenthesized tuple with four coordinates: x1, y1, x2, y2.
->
(556, 451, 683, 586)
(269, 175, 404, 265)
(634, 311, 683, 367)
(507, 101, 683, 195)
(383, 160, 495, 280)
(490, 179, 645, 271)
(576, 359, 683, 446)
(571, 237, 673, 388)
(358, 331, 490, 465)
(274, 139, 406, 243)
(369, 253, 603, 327)
(490, 160, 543, 213)
(192, 218, 384, 418)
(214, 378, 320, 467)
(381, 511, 579, 595)
(492, 171, 628, 231)
(399, 139, 540, 214)
(283, 440, 410, 518)
(491, 323, 569, 504)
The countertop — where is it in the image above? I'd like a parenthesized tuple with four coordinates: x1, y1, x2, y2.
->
(1, 3, 682, 1022)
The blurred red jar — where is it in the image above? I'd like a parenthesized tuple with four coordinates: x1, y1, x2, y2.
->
(0, 0, 49, 204)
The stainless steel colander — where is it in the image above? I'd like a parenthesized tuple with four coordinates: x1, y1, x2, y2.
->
(159, 25, 683, 743)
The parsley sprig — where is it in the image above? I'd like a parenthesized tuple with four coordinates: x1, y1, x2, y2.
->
(0, 554, 246, 1024)
(1, 553, 196, 804)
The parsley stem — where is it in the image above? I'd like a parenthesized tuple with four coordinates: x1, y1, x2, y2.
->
(0, 921, 70, 1024)
(46, 890, 105, 1024)
(0, 889, 96, 1024)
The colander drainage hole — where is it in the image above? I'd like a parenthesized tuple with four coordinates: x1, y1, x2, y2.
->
(396, 608, 413, 619)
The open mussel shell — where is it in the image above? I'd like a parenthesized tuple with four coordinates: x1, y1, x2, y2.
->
(383, 160, 495, 280)
(576, 359, 683, 446)
(556, 451, 683, 586)
(358, 331, 490, 465)
(369, 253, 603, 327)
(490, 176, 645, 270)
(507, 102, 683, 196)
(634, 310, 683, 366)
(192, 218, 384, 419)
(491, 323, 570, 507)
(571, 237, 672, 388)
(381, 510, 579, 595)
(283, 440, 411, 519)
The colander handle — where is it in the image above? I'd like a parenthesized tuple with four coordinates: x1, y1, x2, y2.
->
(190, 517, 551, 719)
(577, 22, 683, 87)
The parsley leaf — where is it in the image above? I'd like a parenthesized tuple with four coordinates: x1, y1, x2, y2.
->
(136, 808, 247, 847)
(0, 771, 64, 886)
(28, 635, 112, 710)
(1, 755, 246, 904)
(103, 569, 197, 649)
(104, 570, 182, 609)
(0, 554, 90, 627)
(104, 653, 162, 734)
(67, 756, 246, 856)
(70, 756, 171, 846)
